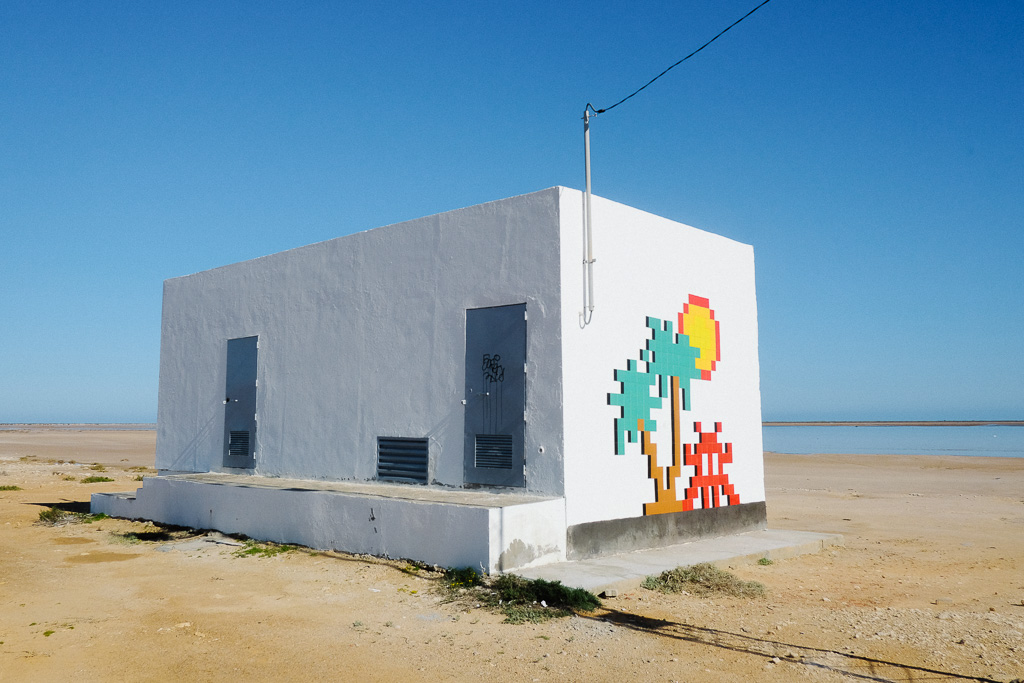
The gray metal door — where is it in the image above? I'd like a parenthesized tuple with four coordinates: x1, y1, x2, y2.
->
(223, 336, 258, 469)
(464, 304, 526, 487)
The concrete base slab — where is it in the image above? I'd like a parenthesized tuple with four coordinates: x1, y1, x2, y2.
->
(92, 475, 832, 584)
(512, 528, 844, 594)
(92, 473, 566, 573)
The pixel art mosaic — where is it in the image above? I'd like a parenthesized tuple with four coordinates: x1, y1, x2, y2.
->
(608, 295, 739, 515)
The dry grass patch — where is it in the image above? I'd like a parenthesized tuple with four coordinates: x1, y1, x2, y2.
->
(642, 562, 766, 598)
(36, 507, 109, 527)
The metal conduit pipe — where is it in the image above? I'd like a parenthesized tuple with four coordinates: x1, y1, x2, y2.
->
(581, 107, 595, 327)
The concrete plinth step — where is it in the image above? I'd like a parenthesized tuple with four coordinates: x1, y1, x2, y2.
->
(511, 528, 843, 594)
(99, 491, 137, 501)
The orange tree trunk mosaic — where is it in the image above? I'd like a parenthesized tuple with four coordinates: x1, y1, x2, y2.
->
(608, 295, 739, 515)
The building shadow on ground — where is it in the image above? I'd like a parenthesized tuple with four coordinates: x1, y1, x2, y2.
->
(583, 607, 1001, 683)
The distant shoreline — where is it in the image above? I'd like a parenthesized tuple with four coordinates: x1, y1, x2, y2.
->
(3, 421, 1022, 430)
(0, 423, 156, 431)
(764, 420, 1024, 427)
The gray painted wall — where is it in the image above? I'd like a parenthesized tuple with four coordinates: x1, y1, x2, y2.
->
(156, 188, 566, 495)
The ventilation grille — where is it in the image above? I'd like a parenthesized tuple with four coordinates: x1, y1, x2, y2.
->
(475, 434, 513, 469)
(228, 431, 250, 457)
(377, 437, 428, 483)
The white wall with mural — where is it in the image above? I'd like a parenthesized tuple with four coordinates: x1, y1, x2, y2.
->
(557, 190, 765, 529)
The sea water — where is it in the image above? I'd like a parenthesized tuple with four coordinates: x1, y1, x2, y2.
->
(762, 425, 1024, 458)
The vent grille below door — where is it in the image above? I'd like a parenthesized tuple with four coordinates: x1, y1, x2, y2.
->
(377, 437, 428, 483)
(228, 431, 250, 457)
(475, 434, 513, 469)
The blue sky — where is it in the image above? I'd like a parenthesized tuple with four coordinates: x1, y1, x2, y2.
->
(1, 1, 1021, 423)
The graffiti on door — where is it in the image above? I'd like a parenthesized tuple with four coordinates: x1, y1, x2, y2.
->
(481, 353, 505, 434)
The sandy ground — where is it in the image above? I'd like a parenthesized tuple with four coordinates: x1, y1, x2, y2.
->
(1, 428, 1022, 682)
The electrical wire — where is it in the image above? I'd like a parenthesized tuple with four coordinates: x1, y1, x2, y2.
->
(587, 0, 774, 116)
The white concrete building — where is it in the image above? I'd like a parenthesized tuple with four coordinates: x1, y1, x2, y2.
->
(93, 187, 766, 572)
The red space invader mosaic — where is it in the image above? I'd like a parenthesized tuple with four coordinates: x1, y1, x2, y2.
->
(681, 422, 741, 510)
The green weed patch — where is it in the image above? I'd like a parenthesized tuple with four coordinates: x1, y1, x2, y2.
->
(233, 540, 296, 558)
(442, 568, 600, 624)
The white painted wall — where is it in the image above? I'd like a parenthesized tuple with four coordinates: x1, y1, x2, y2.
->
(557, 189, 765, 527)
(156, 189, 566, 494)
